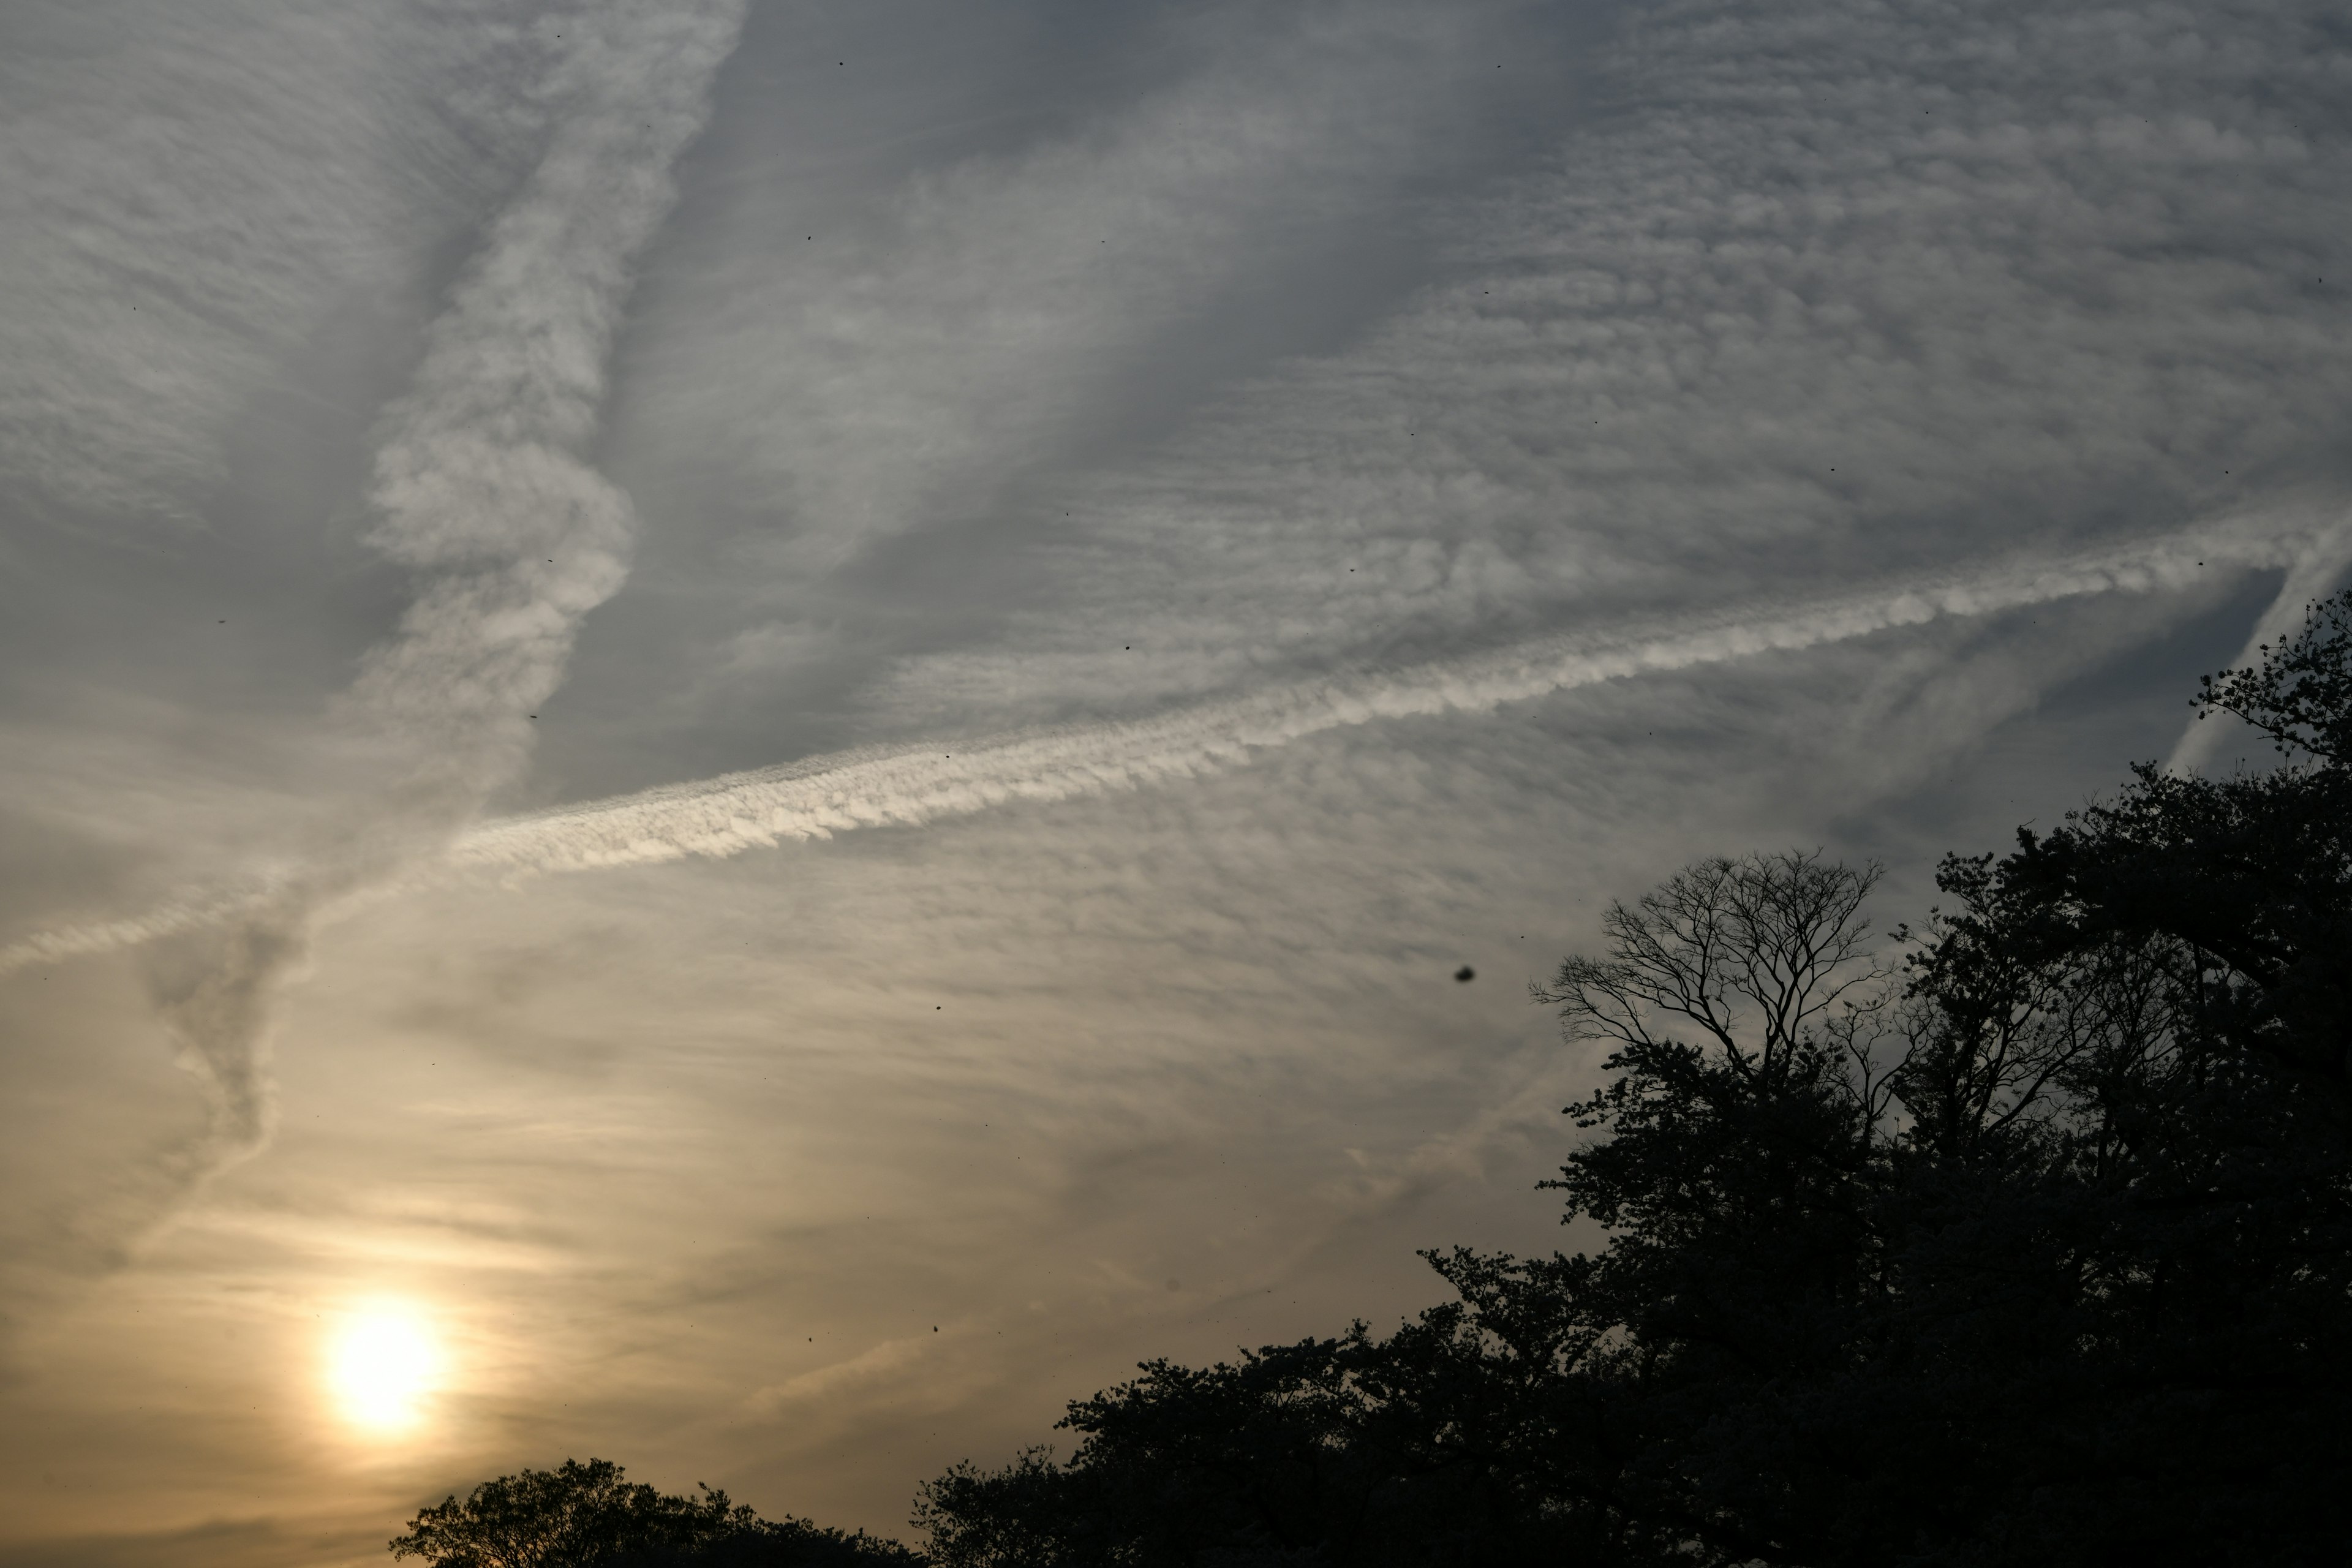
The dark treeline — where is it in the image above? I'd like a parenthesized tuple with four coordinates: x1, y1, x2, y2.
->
(393, 597, 2352, 1565)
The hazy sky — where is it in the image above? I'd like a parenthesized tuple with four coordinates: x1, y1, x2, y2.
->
(2, 1, 2349, 1561)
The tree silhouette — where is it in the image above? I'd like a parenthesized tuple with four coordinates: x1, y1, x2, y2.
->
(389, 1458, 917, 1568)
(918, 595, 2352, 1565)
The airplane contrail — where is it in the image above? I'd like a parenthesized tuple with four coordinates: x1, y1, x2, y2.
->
(0, 511, 2322, 982)
(450, 513, 2324, 880)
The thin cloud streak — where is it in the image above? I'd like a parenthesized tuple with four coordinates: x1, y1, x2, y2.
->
(456, 514, 2326, 880)
(0, 889, 277, 977)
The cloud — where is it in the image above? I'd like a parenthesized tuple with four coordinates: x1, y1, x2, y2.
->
(2167, 522, 2352, 772)
(0, 888, 276, 978)
(7, 0, 2343, 1246)
(7, 0, 2352, 1549)
(746, 1330, 957, 1417)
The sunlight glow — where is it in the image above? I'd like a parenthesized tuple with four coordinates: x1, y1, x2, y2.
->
(326, 1303, 441, 1431)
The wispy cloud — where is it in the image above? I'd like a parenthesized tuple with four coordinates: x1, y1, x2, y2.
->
(2168, 524, 2352, 772)
(747, 1329, 960, 1417)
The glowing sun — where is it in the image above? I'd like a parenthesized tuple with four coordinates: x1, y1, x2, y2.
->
(326, 1303, 442, 1431)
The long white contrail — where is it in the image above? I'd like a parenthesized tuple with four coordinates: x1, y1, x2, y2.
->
(0, 512, 2320, 981)
(450, 514, 2323, 880)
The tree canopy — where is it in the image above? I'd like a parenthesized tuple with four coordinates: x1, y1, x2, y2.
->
(388, 1458, 918, 1568)
(913, 593, 2352, 1566)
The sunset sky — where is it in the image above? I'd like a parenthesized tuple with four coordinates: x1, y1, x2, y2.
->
(3, 1, 2350, 1562)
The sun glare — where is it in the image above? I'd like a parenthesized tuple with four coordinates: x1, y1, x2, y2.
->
(326, 1303, 442, 1431)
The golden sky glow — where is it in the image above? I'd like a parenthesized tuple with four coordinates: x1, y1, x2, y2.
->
(2, 2, 2347, 1565)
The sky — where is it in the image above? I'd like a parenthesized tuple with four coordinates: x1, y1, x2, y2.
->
(1, 0, 2348, 1561)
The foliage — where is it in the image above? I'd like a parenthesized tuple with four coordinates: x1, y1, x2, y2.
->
(606, 1515, 924, 1568)
(913, 1284, 1613, 1568)
(914, 595, 2352, 1565)
(389, 1458, 917, 1568)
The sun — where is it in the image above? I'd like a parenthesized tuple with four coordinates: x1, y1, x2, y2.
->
(326, 1302, 442, 1431)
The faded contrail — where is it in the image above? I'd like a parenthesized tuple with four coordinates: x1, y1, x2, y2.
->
(134, 0, 749, 1174)
(450, 513, 2326, 881)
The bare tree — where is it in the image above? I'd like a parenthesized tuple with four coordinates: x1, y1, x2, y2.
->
(1536, 850, 1894, 1107)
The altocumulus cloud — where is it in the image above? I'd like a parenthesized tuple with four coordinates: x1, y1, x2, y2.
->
(295, 0, 2352, 904)
(623, 2, 1500, 592)
(0, 1, 552, 526)
(858, 0, 2352, 727)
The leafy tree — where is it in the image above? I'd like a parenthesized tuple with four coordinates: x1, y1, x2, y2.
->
(914, 1297, 1611, 1567)
(918, 595, 2352, 1566)
(390, 1458, 744, 1568)
(1872, 595, 2352, 1561)
(606, 1517, 924, 1568)
(390, 1458, 918, 1568)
